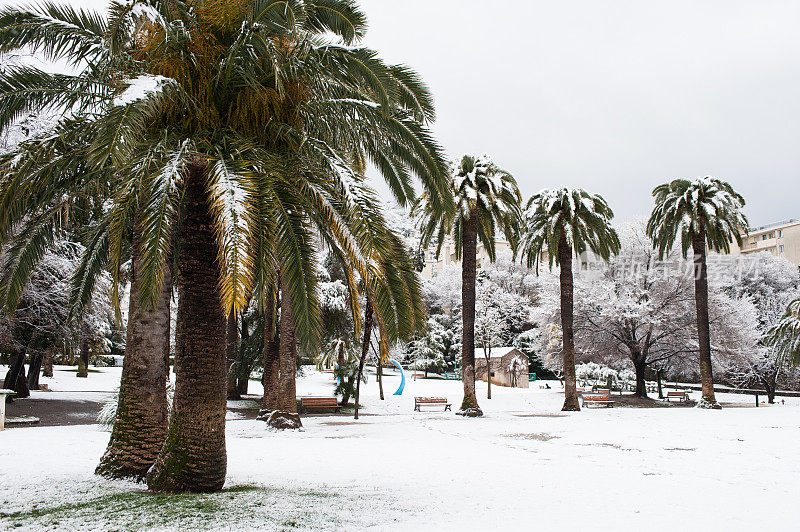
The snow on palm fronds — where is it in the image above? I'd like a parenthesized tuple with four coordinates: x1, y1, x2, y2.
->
(414, 153, 522, 263)
(519, 187, 620, 272)
(765, 298, 800, 367)
(98, 380, 174, 431)
(646, 176, 748, 259)
(111, 74, 174, 107)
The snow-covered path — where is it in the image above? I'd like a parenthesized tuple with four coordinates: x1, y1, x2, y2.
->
(1, 366, 798, 530)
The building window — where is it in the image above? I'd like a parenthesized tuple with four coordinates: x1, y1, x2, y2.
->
(778, 230, 782, 238)
(769, 232, 774, 239)
(779, 245, 785, 253)
(762, 235, 768, 241)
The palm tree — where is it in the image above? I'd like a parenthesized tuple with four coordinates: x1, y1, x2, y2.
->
(765, 298, 800, 366)
(95, 229, 173, 480)
(519, 188, 620, 411)
(415, 155, 521, 416)
(0, 0, 448, 492)
(646, 177, 748, 409)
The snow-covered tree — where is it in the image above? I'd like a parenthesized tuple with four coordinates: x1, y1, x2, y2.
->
(527, 222, 760, 397)
(718, 252, 800, 402)
(1, 237, 113, 394)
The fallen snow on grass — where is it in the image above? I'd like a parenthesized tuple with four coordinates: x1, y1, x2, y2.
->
(1, 366, 799, 530)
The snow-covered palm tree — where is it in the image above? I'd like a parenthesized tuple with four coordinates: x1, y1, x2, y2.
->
(0, 0, 445, 491)
(518, 188, 620, 411)
(414, 154, 521, 416)
(765, 298, 800, 367)
(646, 176, 748, 409)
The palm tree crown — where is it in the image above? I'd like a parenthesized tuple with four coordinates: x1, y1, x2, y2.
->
(646, 176, 748, 259)
(518, 187, 621, 271)
(415, 154, 521, 259)
(0, 0, 444, 348)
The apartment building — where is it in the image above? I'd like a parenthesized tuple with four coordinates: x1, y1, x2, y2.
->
(420, 239, 512, 279)
(730, 219, 800, 267)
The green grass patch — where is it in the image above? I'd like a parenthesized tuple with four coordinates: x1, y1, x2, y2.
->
(1, 483, 400, 530)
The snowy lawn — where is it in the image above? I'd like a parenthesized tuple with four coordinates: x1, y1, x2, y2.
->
(1, 366, 799, 530)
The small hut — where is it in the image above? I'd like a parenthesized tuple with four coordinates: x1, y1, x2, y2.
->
(474, 347, 529, 388)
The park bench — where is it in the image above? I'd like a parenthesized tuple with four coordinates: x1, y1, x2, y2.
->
(581, 389, 614, 408)
(665, 390, 690, 403)
(299, 397, 341, 413)
(414, 397, 452, 412)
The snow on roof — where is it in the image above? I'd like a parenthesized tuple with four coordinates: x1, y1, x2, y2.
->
(480, 346, 522, 359)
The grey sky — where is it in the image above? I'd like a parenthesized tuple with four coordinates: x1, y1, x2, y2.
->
(359, 0, 800, 224)
(5, 0, 798, 224)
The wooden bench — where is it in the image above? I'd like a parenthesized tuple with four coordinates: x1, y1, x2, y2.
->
(581, 389, 614, 408)
(414, 397, 452, 411)
(299, 397, 341, 413)
(665, 390, 690, 403)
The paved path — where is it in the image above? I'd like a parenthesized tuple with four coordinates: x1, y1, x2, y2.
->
(4, 391, 111, 427)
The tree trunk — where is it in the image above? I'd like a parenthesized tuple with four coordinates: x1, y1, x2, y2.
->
(96, 221, 172, 480)
(656, 369, 664, 399)
(236, 311, 250, 396)
(485, 350, 492, 400)
(692, 229, 720, 409)
(354, 300, 373, 420)
(458, 212, 482, 416)
(377, 357, 384, 400)
(3, 346, 27, 401)
(27, 352, 43, 390)
(278, 274, 297, 413)
(761, 375, 776, 404)
(558, 231, 580, 411)
(42, 347, 54, 378)
(77, 321, 90, 377)
(226, 311, 240, 400)
(147, 163, 227, 493)
(262, 287, 280, 410)
(632, 352, 647, 398)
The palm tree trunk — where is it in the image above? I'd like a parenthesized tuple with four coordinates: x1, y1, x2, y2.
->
(354, 299, 373, 420)
(77, 321, 90, 377)
(278, 274, 297, 413)
(692, 229, 720, 409)
(262, 289, 280, 410)
(226, 311, 240, 400)
(96, 232, 171, 480)
(458, 212, 482, 416)
(237, 311, 250, 396)
(147, 162, 227, 493)
(559, 231, 580, 411)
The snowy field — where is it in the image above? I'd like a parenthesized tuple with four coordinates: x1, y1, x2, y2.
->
(1, 366, 799, 531)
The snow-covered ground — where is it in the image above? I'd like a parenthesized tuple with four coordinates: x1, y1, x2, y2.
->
(1, 365, 799, 530)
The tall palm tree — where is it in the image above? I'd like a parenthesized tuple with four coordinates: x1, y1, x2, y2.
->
(415, 155, 521, 416)
(0, 0, 449, 492)
(519, 188, 620, 411)
(646, 177, 748, 409)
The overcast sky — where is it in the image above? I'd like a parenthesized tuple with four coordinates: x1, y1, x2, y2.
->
(5, 0, 799, 224)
